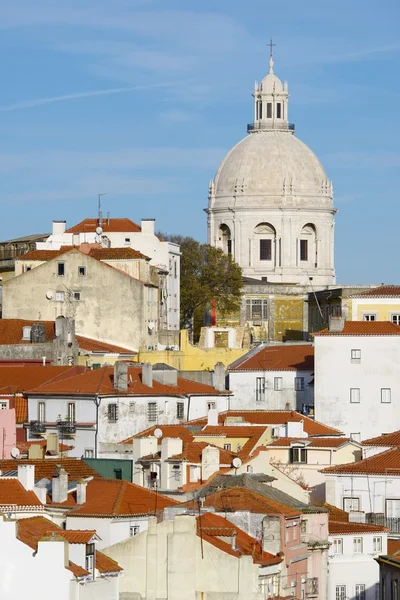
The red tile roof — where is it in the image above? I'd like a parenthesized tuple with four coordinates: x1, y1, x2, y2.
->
(0, 479, 43, 507)
(362, 431, 400, 447)
(203, 488, 300, 517)
(314, 321, 400, 336)
(168, 441, 237, 465)
(19, 245, 149, 263)
(197, 512, 282, 565)
(96, 551, 123, 573)
(388, 539, 400, 555)
(87, 247, 148, 261)
(188, 411, 342, 437)
(0, 365, 86, 395)
(122, 425, 194, 445)
(69, 478, 178, 517)
(0, 319, 57, 344)
(352, 286, 400, 298)
(195, 426, 268, 459)
(15, 396, 28, 424)
(75, 336, 137, 355)
(321, 447, 400, 476)
(29, 366, 225, 397)
(16, 440, 73, 456)
(230, 344, 314, 371)
(0, 459, 99, 481)
(19, 246, 75, 261)
(67, 561, 90, 578)
(317, 503, 350, 522)
(268, 437, 352, 448)
(66, 218, 141, 234)
(17, 516, 96, 550)
(328, 520, 388, 535)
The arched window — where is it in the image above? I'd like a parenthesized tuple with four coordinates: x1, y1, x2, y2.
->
(218, 224, 232, 255)
(254, 223, 276, 264)
(299, 224, 317, 266)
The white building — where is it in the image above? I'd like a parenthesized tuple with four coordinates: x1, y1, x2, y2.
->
(37, 217, 180, 331)
(207, 50, 336, 287)
(228, 343, 314, 412)
(314, 319, 400, 441)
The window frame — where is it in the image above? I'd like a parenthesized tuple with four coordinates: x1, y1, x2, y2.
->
(373, 536, 382, 553)
(38, 401, 46, 423)
(255, 377, 266, 402)
(78, 266, 86, 277)
(266, 102, 272, 118)
(381, 388, 391, 404)
(350, 388, 361, 403)
(67, 402, 76, 423)
(224, 443, 232, 451)
(353, 537, 363, 554)
(351, 349, 361, 363)
(300, 239, 308, 262)
(147, 402, 158, 423)
(336, 586, 346, 600)
(362, 313, 377, 321)
(274, 377, 283, 391)
(107, 403, 118, 423)
(391, 313, 400, 325)
(356, 585, 366, 600)
(343, 497, 360, 512)
(73, 291, 81, 301)
(57, 262, 65, 277)
(290, 447, 307, 464)
(129, 525, 139, 537)
(332, 538, 343, 554)
(84, 448, 94, 458)
(294, 377, 305, 392)
(176, 402, 185, 420)
(55, 291, 65, 302)
(259, 239, 272, 261)
(276, 102, 282, 119)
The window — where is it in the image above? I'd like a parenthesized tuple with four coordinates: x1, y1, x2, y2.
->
(301, 520, 307, 534)
(290, 447, 307, 464)
(391, 314, 400, 325)
(300, 239, 308, 261)
(38, 401, 46, 423)
(124, 237, 131, 244)
(350, 433, 361, 442)
(381, 388, 391, 403)
(343, 497, 360, 512)
(363, 313, 376, 321)
(256, 377, 266, 402)
(67, 402, 76, 423)
(148, 402, 157, 422)
(276, 103, 281, 118)
(84, 449, 94, 458)
(267, 102, 272, 118)
(73, 291, 81, 301)
(356, 585, 366, 600)
(176, 402, 185, 420)
(353, 537, 363, 553)
(336, 586, 346, 600)
(57, 262, 65, 276)
(274, 377, 283, 391)
(78, 266, 86, 276)
(85, 543, 95, 577)
(207, 402, 216, 411)
(258, 101, 262, 119)
(295, 377, 305, 392)
(373, 537, 382, 552)
(108, 403, 118, 422)
(129, 525, 139, 537)
(246, 299, 268, 321)
(332, 538, 343, 554)
(350, 388, 360, 403)
(224, 443, 232, 451)
(55, 291, 65, 302)
(259, 239, 272, 261)
(0, 401, 8, 410)
(129, 401, 136, 414)
(351, 349, 361, 363)
(190, 466, 198, 482)
(114, 468, 122, 480)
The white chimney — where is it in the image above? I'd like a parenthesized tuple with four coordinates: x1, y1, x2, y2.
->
(141, 218, 155, 235)
(18, 464, 35, 491)
(52, 220, 66, 236)
(329, 316, 345, 333)
(76, 479, 87, 505)
(33, 483, 47, 504)
(161, 437, 183, 461)
(207, 409, 219, 427)
(142, 363, 153, 387)
(52, 466, 68, 503)
(201, 446, 220, 482)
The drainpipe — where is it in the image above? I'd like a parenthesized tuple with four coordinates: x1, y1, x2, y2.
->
(186, 395, 191, 421)
(94, 395, 100, 458)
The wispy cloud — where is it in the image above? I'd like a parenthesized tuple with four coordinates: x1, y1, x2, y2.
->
(0, 82, 171, 112)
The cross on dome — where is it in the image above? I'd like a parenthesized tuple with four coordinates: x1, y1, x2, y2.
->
(267, 38, 276, 74)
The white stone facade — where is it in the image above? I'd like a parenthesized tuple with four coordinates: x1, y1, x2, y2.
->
(207, 56, 336, 287)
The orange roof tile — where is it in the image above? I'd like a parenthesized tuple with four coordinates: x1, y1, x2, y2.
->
(75, 336, 137, 355)
(17, 516, 96, 550)
(329, 520, 388, 535)
(87, 247, 149, 261)
(230, 344, 314, 371)
(316, 503, 350, 522)
(388, 539, 400, 555)
(203, 488, 300, 517)
(268, 437, 352, 448)
(30, 366, 226, 397)
(321, 447, 400, 476)
(122, 425, 194, 445)
(19, 246, 75, 261)
(14, 396, 27, 424)
(0, 365, 86, 395)
(168, 441, 237, 465)
(16, 440, 73, 455)
(362, 430, 400, 447)
(67, 561, 90, 578)
(0, 479, 43, 507)
(0, 459, 99, 481)
(96, 551, 123, 573)
(188, 411, 342, 437)
(314, 321, 400, 336)
(0, 319, 56, 344)
(66, 218, 141, 234)
(70, 478, 178, 517)
(352, 286, 400, 298)
(197, 512, 282, 565)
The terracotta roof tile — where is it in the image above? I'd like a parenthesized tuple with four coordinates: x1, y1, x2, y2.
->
(16, 440, 72, 455)
(230, 344, 314, 371)
(0, 365, 86, 394)
(0, 319, 56, 344)
(75, 336, 137, 355)
(168, 441, 237, 465)
(203, 488, 300, 517)
(314, 321, 400, 336)
(388, 539, 400, 555)
(66, 218, 141, 234)
(188, 411, 342, 436)
(362, 430, 400, 447)
(121, 425, 194, 445)
(67, 561, 90, 578)
(352, 286, 400, 298)
(96, 551, 123, 573)
(321, 447, 400, 476)
(14, 396, 28, 423)
(0, 479, 43, 507)
(316, 503, 350, 522)
(17, 516, 96, 550)
(19, 246, 75, 261)
(329, 520, 388, 534)
(268, 437, 352, 448)
(0, 458, 99, 481)
(70, 478, 178, 517)
(88, 247, 149, 261)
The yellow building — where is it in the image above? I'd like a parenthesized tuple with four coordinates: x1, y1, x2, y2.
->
(350, 285, 400, 324)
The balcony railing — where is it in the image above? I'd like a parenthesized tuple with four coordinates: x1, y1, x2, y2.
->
(366, 513, 400, 533)
(306, 578, 319, 597)
(30, 420, 46, 434)
(247, 121, 295, 133)
(57, 421, 76, 436)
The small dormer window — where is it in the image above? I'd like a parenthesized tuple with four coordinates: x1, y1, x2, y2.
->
(276, 103, 281, 118)
(267, 103, 272, 118)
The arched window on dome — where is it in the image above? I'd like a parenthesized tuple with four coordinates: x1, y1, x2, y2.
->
(254, 223, 276, 266)
(298, 224, 317, 268)
(217, 224, 232, 256)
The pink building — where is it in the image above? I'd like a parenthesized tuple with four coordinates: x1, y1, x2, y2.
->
(0, 408, 16, 458)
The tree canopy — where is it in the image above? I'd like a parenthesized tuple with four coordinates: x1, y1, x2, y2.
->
(160, 234, 243, 330)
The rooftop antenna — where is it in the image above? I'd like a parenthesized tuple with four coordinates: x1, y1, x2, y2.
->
(97, 193, 107, 227)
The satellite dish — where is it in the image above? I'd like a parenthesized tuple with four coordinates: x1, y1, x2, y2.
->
(232, 457, 242, 469)
(46, 290, 53, 300)
(96, 226, 103, 235)
(10, 447, 20, 459)
(154, 428, 163, 439)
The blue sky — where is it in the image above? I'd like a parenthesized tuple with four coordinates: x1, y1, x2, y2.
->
(0, 0, 398, 284)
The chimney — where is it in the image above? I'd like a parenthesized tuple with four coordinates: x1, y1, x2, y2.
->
(207, 409, 219, 427)
(329, 316, 345, 333)
(213, 362, 226, 392)
(141, 218, 155, 235)
(161, 437, 183, 461)
(18, 464, 35, 491)
(52, 466, 68, 503)
(142, 363, 153, 387)
(76, 478, 87, 505)
(114, 361, 128, 392)
(33, 483, 47, 504)
(201, 445, 220, 482)
(52, 220, 66, 236)
(31, 322, 46, 343)
(231, 531, 237, 550)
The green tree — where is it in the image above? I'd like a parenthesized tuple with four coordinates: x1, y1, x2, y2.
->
(160, 235, 243, 334)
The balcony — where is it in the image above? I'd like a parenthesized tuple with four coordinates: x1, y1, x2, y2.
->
(57, 421, 76, 436)
(366, 513, 400, 534)
(247, 121, 295, 133)
(30, 420, 46, 435)
(306, 578, 319, 598)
